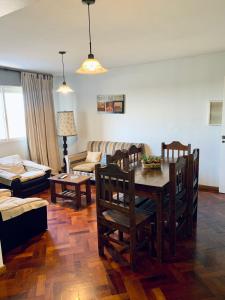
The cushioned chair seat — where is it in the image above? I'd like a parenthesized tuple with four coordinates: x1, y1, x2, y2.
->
(73, 162, 98, 172)
(103, 209, 150, 228)
(135, 196, 149, 207)
(136, 199, 156, 216)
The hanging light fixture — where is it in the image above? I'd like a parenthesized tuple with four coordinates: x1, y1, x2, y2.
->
(76, 0, 108, 75)
(57, 51, 74, 94)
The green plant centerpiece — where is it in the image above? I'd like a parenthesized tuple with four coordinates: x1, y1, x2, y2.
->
(141, 154, 161, 169)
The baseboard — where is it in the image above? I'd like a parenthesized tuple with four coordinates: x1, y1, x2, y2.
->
(199, 185, 219, 193)
(0, 265, 6, 275)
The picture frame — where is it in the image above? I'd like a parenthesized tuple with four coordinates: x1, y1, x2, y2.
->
(97, 95, 125, 114)
(208, 100, 223, 126)
(97, 101, 105, 112)
(113, 101, 124, 113)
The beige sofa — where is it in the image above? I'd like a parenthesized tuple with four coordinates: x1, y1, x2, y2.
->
(0, 155, 51, 197)
(66, 141, 144, 173)
(0, 188, 48, 253)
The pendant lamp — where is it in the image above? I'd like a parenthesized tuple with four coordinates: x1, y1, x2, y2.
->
(57, 51, 73, 93)
(76, 0, 108, 75)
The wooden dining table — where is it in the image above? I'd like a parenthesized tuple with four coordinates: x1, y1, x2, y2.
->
(133, 161, 170, 262)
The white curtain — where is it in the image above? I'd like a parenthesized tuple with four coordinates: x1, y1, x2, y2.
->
(21, 72, 60, 173)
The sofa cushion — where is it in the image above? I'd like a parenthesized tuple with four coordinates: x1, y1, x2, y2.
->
(0, 196, 48, 221)
(0, 170, 20, 181)
(87, 141, 143, 155)
(86, 151, 101, 163)
(0, 189, 11, 199)
(0, 154, 26, 175)
(0, 162, 25, 175)
(73, 162, 98, 172)
(20, 170, 45, 182)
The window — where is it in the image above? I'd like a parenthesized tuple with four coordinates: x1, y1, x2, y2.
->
(0, 86, 26, 141)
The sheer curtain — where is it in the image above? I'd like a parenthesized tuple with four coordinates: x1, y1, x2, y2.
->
(21, 72, 60, 173)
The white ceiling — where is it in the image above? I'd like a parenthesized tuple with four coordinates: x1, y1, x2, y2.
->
(1, 0, 225, 74)
(0, 0, 37, 17)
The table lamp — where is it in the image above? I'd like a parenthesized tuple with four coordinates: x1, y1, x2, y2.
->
(57, 111, 77, 172)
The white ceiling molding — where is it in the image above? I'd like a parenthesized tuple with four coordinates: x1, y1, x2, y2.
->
(0, 0, 225, 73)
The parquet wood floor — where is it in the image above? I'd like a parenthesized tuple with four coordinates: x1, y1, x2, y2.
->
(0, 189, 225, 300)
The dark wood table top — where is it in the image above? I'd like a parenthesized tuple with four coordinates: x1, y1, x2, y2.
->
(133, 161, 170, 191)
(49, 174, 90, 185)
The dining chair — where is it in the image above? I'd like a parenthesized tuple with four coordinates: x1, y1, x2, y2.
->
(138, 156, 189, 258)
(187, 148, 200, 236)
(106, 149, 129, 171)
(106, 149, 148, 208)
(95, 163, 152, 270)
(168, 156, 189, 256)
(161, 141, 191, 160)
(128, 145, 143, 166)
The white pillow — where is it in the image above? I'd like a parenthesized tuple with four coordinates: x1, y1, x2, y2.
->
(86, 151, 102, 163)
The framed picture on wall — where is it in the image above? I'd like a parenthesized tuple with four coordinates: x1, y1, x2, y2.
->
(208, 100, 223, 125)
(105, 101, 114, 113)
(97, 101, 105, 112)
(97, 95, 125, 114)
(113, 101, 124, 113)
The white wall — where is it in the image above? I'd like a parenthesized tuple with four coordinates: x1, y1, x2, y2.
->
(53, 77, 78, 165)
(67, 51, 225, 187)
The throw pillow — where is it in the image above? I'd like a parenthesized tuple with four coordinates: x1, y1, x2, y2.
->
(86, 151, 102, 163)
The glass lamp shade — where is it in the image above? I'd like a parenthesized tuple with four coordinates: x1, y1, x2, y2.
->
(57, 111, 77, 136)
(56, 82, 73, 94)
(76, 57, 108, 74)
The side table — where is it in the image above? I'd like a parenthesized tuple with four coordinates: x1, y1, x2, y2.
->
(49, 174, 92, 210)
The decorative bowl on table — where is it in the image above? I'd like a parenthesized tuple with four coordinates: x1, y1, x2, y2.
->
(141, 155, 161, 169)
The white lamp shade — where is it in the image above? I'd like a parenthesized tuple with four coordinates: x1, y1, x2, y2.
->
(56, 82, 74, 94)
(76, 57, 108, 74)
(57, 111, 77, 136)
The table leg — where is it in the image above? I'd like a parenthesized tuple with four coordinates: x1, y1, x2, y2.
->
(50, 181, 56, 204)
(75, 184, 81, 210)
(156, 191, 164, 263)
(61, 183, 67, 192)
(86, 179, 91, 204)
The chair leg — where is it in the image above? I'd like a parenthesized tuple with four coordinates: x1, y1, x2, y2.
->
(169, 219, 176, 256)
(97, 224, 104, 257)
(187, 212, 193, 237)
(119, 231, 123, 241)
(193, 204, 198, 223)
(130, 230, 137, 271)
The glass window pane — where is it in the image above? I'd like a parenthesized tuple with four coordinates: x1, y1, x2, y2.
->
(0, 89, 7, 140)
(4, 87, 26, 139)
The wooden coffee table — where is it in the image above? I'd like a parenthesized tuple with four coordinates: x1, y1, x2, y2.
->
(49, 174, 92, 210)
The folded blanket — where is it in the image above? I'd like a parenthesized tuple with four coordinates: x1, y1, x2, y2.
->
(0, 197, 48, 221)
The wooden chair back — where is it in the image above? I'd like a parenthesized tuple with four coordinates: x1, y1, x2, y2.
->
(128, 145, 142, 166)
(169, 156, 188, 255)
(106, 149, 129, 171)
(161, 141, 191, 160)
(95, 163, 135, 225)
(187, 148, 200, 235)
